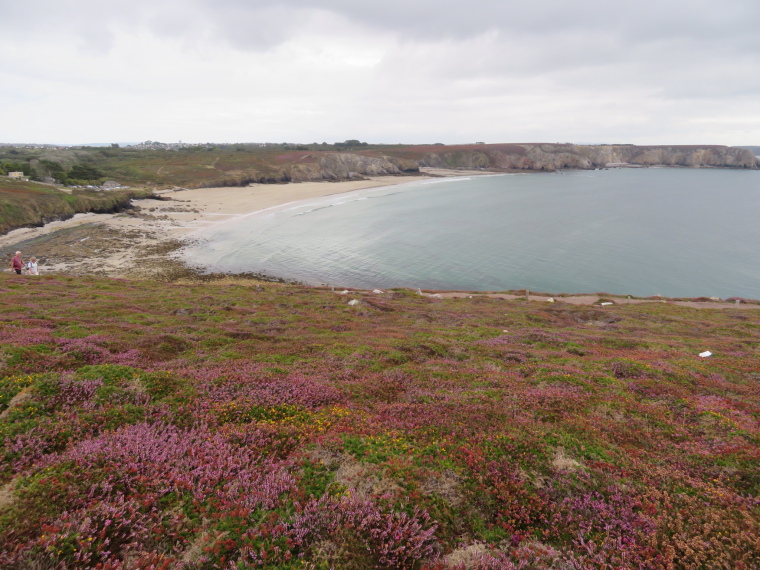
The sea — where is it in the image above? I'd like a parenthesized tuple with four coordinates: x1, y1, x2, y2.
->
(181, 167, 760, 299)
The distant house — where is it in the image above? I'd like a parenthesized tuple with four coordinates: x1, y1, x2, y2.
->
(7, 171, 24, 179)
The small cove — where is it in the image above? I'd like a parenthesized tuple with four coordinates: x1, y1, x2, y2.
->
(182, 168, 760, 299)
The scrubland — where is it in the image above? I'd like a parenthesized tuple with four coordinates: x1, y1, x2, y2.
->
(0, 275, 758, 568)
(0, 179, 153, 236)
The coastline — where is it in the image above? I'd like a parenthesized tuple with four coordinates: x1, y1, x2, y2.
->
(1, 169, 758, 309)
(0, 169, 488, 279)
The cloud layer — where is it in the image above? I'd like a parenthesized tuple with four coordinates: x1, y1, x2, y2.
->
(2, 0, 759, 144)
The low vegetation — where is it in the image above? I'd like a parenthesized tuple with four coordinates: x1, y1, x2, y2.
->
(0, 178, 154, 235)
(3, 142, 756, 200)
(0, 274, 758, 568)
(0, 143, 394, 190)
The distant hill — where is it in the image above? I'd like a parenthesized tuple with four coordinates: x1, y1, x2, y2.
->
(737, 145, 760, 156)
(2, 143, 757, 193)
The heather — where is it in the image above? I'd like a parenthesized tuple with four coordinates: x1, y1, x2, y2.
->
(0, 274, 758, 568)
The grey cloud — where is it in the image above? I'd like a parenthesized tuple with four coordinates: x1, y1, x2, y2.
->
(4, 0, 760, 80)
(2, 0, 759, 144)
(7, 0, 760, 48)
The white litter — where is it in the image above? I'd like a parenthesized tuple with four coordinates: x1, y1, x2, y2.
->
(601, 302, 613, 306)
(699, 351, 712, 358)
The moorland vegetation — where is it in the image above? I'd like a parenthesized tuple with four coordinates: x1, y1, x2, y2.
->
(0, 274, 758, 568)
(0, 178, 155, 236)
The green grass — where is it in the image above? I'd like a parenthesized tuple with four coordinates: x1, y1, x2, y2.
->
(0, 178, 154, 234)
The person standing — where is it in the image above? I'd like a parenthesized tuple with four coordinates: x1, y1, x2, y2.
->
(26, 256, 39, 275)
(10, 251, 23, 275)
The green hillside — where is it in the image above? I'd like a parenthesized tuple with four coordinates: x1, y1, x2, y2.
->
(0, 274, 758, 568)
(0, 143, 396, 189)
(0, 178, 154, 235)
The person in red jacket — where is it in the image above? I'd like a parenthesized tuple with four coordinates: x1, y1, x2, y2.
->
(10, 251, 23, 274)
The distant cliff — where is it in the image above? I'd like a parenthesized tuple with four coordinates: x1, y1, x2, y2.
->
(287, 153, 419, 182)
(411, 143, 760, 172)
(215, 144, 758, 186)
(737, 145, 760, 157)
(4, 143, 756, 193)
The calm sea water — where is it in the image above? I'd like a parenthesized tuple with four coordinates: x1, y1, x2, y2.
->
(182, 168, 760, 299)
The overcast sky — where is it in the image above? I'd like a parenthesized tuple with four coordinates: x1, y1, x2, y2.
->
(1, 0, 759, 145)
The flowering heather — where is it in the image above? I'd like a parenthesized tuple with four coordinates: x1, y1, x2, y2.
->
(0, 273, 759, 567)
(0, 325, 54, 346)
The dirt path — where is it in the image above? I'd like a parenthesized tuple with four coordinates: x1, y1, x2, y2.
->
(426, 291, 760, 310)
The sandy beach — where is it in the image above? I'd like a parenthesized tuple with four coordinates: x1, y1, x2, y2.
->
(0, 169, 487, 279)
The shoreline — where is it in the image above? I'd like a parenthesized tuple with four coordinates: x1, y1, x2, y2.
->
(0, 170, 489, 279)
(1, 170, 759, 308)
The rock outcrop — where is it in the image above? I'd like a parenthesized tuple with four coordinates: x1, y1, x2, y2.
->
(283, 154, 420, 182)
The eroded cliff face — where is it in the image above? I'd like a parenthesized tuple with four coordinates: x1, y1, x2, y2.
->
(419, 144, 759, 172)
(199, 145, 757, 188)
(285, 154, 420, 182)
(197, 154, 419, 187)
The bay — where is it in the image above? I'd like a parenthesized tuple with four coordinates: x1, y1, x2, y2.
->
(182, 168, 760, 299)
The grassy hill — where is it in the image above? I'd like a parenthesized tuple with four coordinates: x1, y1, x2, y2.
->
(0, 274, 758, 568)
(0, 144, 403, 190)
(0, 178, 154, 235)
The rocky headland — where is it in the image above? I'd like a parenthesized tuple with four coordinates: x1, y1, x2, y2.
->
(372, 143, 759, 177)
(198, 144, 759, 187)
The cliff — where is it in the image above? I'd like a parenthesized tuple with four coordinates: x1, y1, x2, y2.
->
(207, 144, 758, 188)
(413, 143, 760, 172)
(286, 153, 420, 182)
(3, 143, 756, 195)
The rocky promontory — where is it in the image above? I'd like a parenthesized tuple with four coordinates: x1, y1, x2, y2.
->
(193, 143, 759, 188)
(269, 143, 759, 184)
